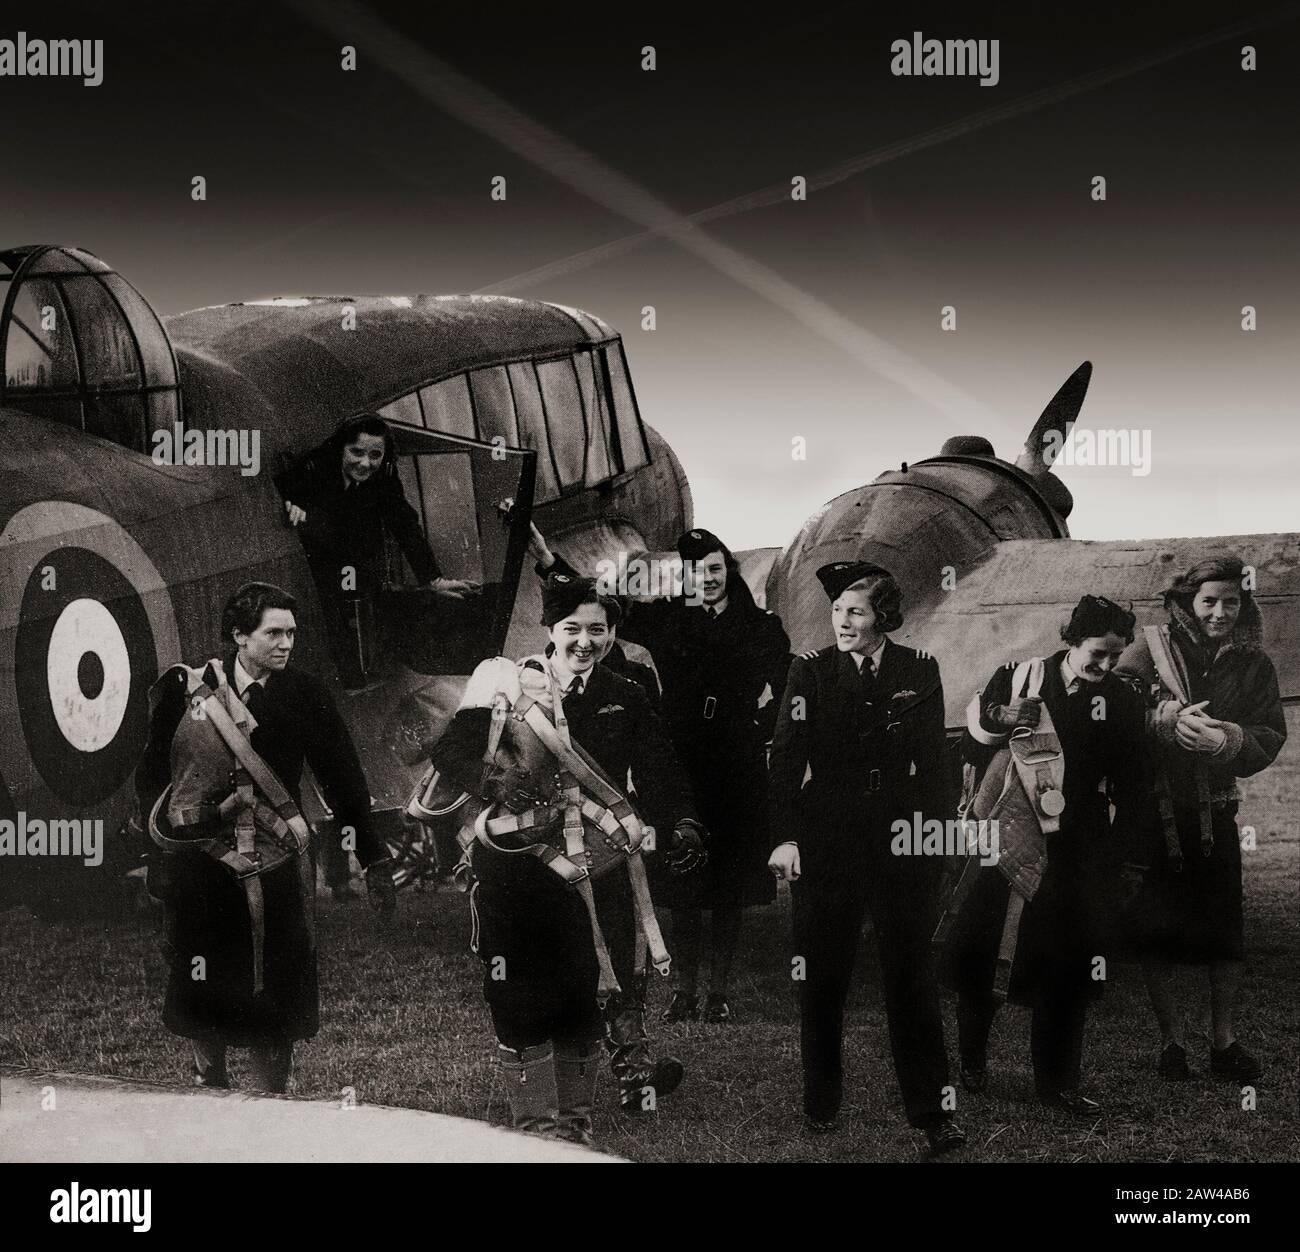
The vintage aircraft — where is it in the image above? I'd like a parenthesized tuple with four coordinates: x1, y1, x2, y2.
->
(0, 243, 690, 910)
(2, 243, 1295, 911)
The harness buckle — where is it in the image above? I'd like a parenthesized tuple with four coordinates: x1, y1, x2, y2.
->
(703, 696, 717, 720)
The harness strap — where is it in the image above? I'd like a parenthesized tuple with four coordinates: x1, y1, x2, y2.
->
(1008, 659, 1065, 836)
(993, 890, 1027, 1004)
(189, 670, 311, 844)
(154, 661, 316, 993)
(1144, 626, 1213, 861)
(932, 853, 981, 949)
(626, 851, 671, 977)
(576, 876, 620, 1003)
(243, 875, 266, 996)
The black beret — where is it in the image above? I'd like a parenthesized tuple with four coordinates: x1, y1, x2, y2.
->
(815, 560, 893, 602)
(1066, 594, 1136, 641)
(540, 572, 621, 628)
(676, 528, 729, 563)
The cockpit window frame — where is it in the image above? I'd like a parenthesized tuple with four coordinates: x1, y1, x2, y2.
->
(0, 245, 183, 455)
(374, 338, 651, 507)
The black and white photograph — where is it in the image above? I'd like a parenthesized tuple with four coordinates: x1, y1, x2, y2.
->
(1, 0, 1296, 1229)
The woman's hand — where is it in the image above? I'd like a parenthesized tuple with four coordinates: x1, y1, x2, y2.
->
(285, 501, 307, 527)
(1175, 704, 1227, 754)
(992, 696, 1041, 730)
(769, 841, 801, 883)
(430, 577, 482, 601)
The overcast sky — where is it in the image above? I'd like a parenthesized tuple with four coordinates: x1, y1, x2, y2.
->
(4, 1, 1296, 549)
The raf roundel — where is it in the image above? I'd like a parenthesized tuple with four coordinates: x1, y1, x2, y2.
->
(0, 502, 179, 808)
(45, 598, 132, 751)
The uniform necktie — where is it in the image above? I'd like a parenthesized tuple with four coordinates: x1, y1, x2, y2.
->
(706, 607, 718, 620)
(859, 655, 877, 698)
(567, 676, 584, 699)
(243, 679, 267, 720)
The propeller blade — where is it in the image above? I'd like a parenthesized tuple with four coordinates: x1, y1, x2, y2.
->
(1014, 360, 1092, 476)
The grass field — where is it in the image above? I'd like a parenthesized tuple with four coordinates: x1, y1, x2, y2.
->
(4, 721, 1297, 1163)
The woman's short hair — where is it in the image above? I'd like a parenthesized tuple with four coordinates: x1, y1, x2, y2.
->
(222, 582, 297, 642)
(1163, 555, 1253, 616)
(842, 574, 904, 634)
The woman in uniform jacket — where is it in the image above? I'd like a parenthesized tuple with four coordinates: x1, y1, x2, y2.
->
(278, 413, 478, 687)
(529, 523, 790, 1024)
(1116, 557, 1286, 1083)
(425, 572, 704, 1143)
(767, 561, 965, 1154)
(136, 582, 395, 1092)
(938, 595, 1145, 1115)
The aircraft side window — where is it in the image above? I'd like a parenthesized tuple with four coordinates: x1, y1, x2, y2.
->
(0, 247, 182, 456)
(418, 375, 475, 438)
(60, 275, 142, 389)
(387, 455, 428, 586)
(4, 279, 79, 390)
(378, 391, 422, 428)
(603, 343, 651, 473)
(507, 362, 561, 503)
(573, 350, 615, 485)
(469, 366, 520, 446)
(99, 275, 175, 388)
(536, 357, 586, 494)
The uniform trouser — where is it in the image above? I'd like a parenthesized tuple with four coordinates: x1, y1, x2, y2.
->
(957, 986, 1088, 1096)
(792, 828, 950, 1127)
(192, 1036, 294, 1093)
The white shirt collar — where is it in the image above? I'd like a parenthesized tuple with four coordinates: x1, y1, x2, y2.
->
(233, 657, 267, 695)
(1060, 654, 1084, 694)
(850, 636, 887, 673)
(548, 654, 588, 695)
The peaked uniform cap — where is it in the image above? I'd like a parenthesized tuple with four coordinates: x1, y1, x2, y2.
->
(816, 560, 893, 602)
(541, 571, 622, 627)
(676, 528, 730, 562)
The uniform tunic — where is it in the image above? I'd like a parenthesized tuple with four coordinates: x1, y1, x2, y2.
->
(544, 554, 790, 908)
(429, 659, 698, 1050)
(768, 640, 953, 1126)
(279, 455, 440, 682)
(279, 455, 439, 595)
(137, 657, 384, 1045)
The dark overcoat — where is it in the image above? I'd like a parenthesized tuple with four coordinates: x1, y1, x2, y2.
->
(937, 652, 1145, 1005)
(544, 554, 790, 907)
(1115, 602, 1286, 962)
(767, 640, 954, 850)
(137, 656, 384, 1045)
(280, 454, 439, 594)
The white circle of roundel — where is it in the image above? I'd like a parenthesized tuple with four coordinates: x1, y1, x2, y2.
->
(46, 598, 131, 752)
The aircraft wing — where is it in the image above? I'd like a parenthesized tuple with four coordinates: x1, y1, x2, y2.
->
(896, 534, 1300, 729)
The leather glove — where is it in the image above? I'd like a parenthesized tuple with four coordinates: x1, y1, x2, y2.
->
(666, 820, 708, 875)
(1175, 715, 1228, 755)
(991, 696, 1041, 730)
(366, 857, 397, 917)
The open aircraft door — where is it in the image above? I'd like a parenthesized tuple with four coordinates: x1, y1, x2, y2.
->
(380, 422, 536, 676)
